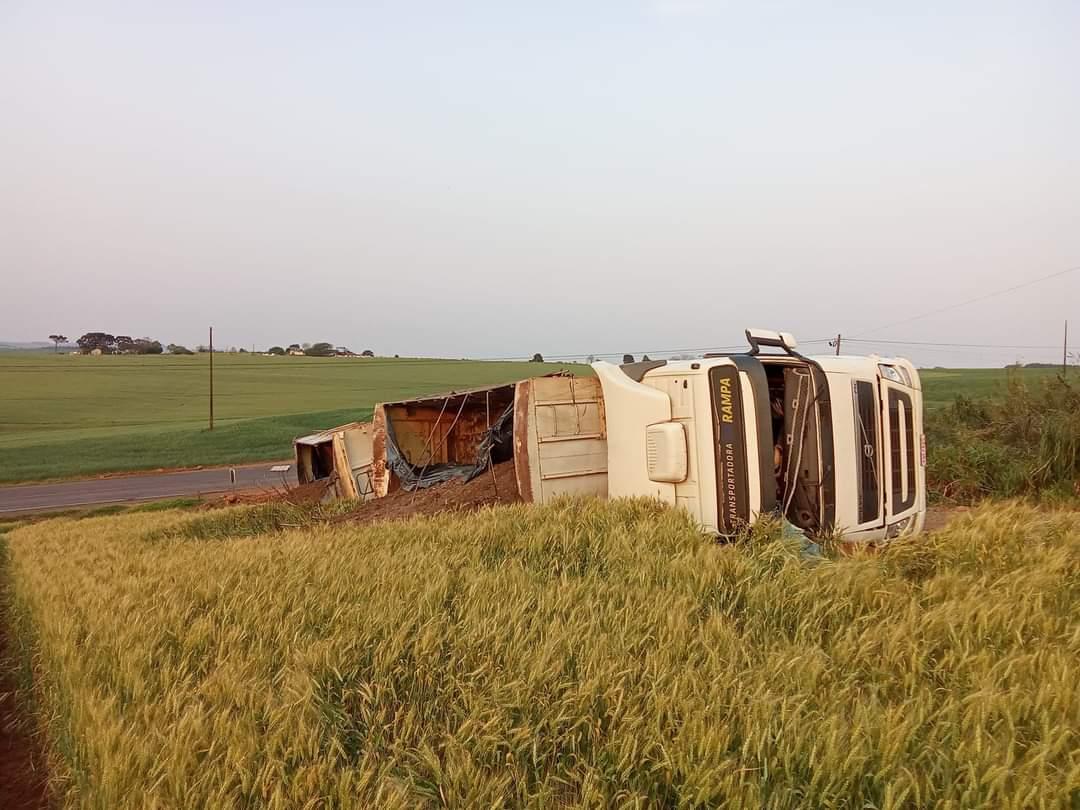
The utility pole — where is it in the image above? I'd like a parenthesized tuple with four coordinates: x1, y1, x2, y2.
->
(834, 333, 842, 356)
(209, 326, 215, 431)
(1065, 320, 1069, 375)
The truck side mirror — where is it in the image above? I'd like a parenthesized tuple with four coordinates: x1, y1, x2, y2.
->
(646, 422, 688, 483)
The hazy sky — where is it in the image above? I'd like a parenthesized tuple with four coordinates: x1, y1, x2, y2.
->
(2, 1, 1078, 366)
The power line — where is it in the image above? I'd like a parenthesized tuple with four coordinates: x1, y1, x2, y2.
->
(848, 264, 1080, 339)
(843, 338, 1079, 350)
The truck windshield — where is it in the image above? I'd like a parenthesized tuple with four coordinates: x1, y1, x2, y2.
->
(854, 380, 880, 524)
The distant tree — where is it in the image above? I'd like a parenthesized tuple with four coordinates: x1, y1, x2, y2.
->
(196, 345, 211, 353)
(48, 334, 68, 353)
(304, 342, 335, 357)
(585, 355, 596, 364)
(131, 337, 162, 354)
(394, 354, 400, 358)
(361, 349, 375, 357)
(642, 354, 651, 361)
(287, 343, 301, 351)
(167, 344, 194, 355)
(530, 353, 544, 363)
(115, 335, 136, 354)
(301, 342, 312, 350)
(623, 354, 635, 364)
(238, 347, 248, 353)
(267, 346, 286, 356)
(77, 332, 116, 354)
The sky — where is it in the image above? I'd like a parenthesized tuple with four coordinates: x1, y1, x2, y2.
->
(2, 1, 1078, 367)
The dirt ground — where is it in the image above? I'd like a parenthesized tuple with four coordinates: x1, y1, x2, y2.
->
(923, 505, 969, 533)
(210, 479, 332, 508)
(332, 461, 521, 526)
(0, 606, 50, 809)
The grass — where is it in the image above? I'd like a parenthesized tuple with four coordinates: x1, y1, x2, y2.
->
(4, 497, 1078, 808)
(0, 354, 586, 482)
(926, 371, 1080, 503)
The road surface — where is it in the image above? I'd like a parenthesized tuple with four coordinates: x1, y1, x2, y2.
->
(0, 463, 295, 515)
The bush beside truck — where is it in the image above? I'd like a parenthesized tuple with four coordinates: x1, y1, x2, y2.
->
(926, 372, 1080, 503)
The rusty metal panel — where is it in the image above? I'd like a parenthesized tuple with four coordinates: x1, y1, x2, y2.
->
(341, 424, 373, 469)
(570, 376, 603, 400)
(534, 400, 602, 439)
(532, 377, 605, 439)
(448, 410, 490, 462)
(535, 437, 607, 478)
(295, 444, 315, 484)
(531, 375, 582, 403)
(556, 401, 603, 437)
(332, 433, 359, 500)
(513, 379, 535, 503)
(540, 475, 608, 497)
(386, 407, 446, 466)
(372, 406, 389, 497)
(518, 375, 609, 503)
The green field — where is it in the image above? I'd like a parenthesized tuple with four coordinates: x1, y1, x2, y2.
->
(0, 354, 586, 483)
(3, 498, 1077, 807)
(0, 352, 1063, 484)
(918, 365, 1061, 408)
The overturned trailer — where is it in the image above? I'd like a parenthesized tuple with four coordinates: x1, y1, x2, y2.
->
(372, 374, 608, 502)
(295, 330, 927, 542)
(295, 374, 609, 503)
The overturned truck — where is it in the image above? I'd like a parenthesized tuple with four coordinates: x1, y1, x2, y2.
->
(296, 329, 926, 541)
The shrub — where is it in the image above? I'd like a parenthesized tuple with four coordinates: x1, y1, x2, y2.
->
(926, 373, 1080, 503)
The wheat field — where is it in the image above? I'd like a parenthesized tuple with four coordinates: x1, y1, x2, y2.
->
(3, 499, 1079, 809)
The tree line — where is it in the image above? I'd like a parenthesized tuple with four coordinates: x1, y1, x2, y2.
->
(265, 342, 374, 357)
(60, 333, 377, 357)
(67, 333, 167, 355)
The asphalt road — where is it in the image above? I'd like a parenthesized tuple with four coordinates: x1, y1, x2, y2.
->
(0, 463, 296, 515)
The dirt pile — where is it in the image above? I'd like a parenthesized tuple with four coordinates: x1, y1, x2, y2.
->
(205, 479, 332, 509)
(332, 461, 521, 526)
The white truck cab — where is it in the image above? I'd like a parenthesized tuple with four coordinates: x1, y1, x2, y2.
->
(593, 329, 925, 541)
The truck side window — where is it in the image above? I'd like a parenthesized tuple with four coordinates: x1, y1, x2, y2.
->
(888, 388, 917, 513)
(853, 381, 879, 523)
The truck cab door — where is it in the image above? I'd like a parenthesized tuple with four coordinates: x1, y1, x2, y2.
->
(881, 380, 921, 526)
